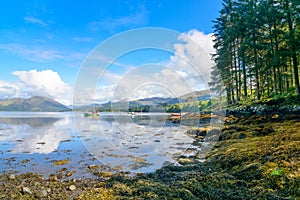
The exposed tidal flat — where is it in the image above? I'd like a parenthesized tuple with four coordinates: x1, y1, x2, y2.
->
(0, 111, 299, 199)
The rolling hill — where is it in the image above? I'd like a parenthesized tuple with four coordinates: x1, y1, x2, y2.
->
(74, 89, 211, 112)
(0, 96, 70, 112)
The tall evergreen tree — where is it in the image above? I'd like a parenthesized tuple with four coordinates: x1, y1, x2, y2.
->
(210, 0, 300, 105)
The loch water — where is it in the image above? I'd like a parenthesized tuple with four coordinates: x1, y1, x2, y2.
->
(0, 112, 202, 178)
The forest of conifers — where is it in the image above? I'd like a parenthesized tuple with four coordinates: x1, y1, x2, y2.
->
(210, 0, 300, 105)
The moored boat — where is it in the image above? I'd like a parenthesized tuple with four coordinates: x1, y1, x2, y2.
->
(83, 112, 99, 117)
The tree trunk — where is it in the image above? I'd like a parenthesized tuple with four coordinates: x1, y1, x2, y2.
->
(285, 0, 300, 95)
(254, 47, 261, 100)
(242, 56, 247, 98)
(233, 42, 240, 102)
(292, 52, 300, 95)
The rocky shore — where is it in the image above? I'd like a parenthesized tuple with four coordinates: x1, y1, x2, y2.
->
(0, 111, 299, 199)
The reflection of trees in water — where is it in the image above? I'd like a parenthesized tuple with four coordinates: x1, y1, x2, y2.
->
(0, 117, 61, 127)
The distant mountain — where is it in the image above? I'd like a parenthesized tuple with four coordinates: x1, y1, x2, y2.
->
(75, 90, 211, 112)
(132, 97, 179, 106)
(0, 96, 70, 112)
(179, 89, 211, 101)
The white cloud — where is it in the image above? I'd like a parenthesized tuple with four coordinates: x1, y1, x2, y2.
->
(111, 30, 215, 101)
(168, 30, 215, 88)
(95, 85, 115, 103)
(81, 30, 216, 104)
(24, 16, 48, 26)
(128, 84, 176, 101)
(72, 29, 216, 105)
(0, 70, 72, 105)
(12, 69, 72, 105)
(94, 66, 194, 103)
(0, 80, 21, 99)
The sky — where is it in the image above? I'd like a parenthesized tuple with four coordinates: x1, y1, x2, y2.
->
(0, 0, 223, 105)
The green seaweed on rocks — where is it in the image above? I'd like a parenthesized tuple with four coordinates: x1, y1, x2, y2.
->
(0, 114, 299, 199)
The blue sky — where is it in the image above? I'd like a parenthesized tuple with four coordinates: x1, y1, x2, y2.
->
(0, 0, 222, 105)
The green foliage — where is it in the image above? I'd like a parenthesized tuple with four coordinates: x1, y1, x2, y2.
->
(211, 0, 300, 105)
(271, 169, 283, 176)
(164, 100, 214, 113)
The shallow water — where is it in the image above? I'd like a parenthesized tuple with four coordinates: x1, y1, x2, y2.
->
(0, 112, 201, 178)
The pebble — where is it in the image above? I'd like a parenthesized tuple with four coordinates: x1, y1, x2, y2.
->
(9, 174, 16, 180)
(66, 171, 73, 177)
(178, 158, 194, 165)
(34, 181, 41, 186)
(69, 185, 76, 191)
(40, 189, 47, 197)
(49, 175, 58, 182)
(88, 165, 98, 169)
(57, 172, 65, 179)
(22, 187, 32, 194)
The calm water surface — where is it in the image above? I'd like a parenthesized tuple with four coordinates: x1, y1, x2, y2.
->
(0, 112, 202, 178)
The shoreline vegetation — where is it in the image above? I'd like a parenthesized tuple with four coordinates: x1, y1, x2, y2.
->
(1, 102, 299, 199)
(1, 0, 299, 198)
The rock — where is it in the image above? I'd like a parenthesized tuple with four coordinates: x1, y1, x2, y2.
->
(40, 189, 47, 197)
(197, 128, 207, 137)
(53, 159, 69, 166)
(49, 174, 58, 182)
(88, 165, 99, 170)
(57, 172, 65, 179)
(178, 158, 194, 165)
(9, 174, 16, 180)
(21, 159, 30, 163)
(66, 171, 74, 177)
(22, 187, 32, 194)
(225, 115, 239, 123)
(271, 113, 280, 119)
(207, 128, 221, 135)
(187, 128, 198, 135)
(34, 189, 48, 198)
(197, 136, 205, 140)
(34, 181, 41, 186)
(36, 142, 46, 144)
(69, 185, 76, 191)
(187, 127, 208, 137)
